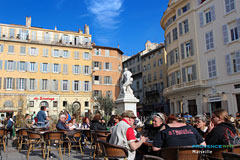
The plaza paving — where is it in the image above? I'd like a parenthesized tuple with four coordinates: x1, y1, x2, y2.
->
(0, 139, 103, 160)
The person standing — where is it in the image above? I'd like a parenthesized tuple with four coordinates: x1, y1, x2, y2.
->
(37, 106, 48, 127)
(109, 110, 147, 160)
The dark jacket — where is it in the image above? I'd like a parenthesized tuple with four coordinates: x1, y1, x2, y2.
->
(90, 120, 106, 131)
(56, 120, 69, 131)
(146, 124, 165, 140)
(206, 122, 237, 145)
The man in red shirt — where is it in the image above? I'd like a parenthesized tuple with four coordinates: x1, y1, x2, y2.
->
(109, 110, 147, 160)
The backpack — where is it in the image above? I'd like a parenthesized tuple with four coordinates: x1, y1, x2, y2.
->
(226, 128, 240, 144)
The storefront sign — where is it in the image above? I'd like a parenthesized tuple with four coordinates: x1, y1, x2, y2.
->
(208, 97, 221, 102)
(33, 97, 55, 101)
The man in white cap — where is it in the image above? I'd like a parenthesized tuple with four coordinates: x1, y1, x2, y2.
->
(56, 114, 72, 130)
(109, 110, 147, 160)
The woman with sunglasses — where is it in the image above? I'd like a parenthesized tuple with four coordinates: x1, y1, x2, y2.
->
(205, 109, 237, 145)
(194, 114, 208, 138)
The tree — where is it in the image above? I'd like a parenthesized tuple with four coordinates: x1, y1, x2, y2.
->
(96, 96, 115, 116)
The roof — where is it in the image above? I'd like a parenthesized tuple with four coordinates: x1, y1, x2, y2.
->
(141, 44, 165, 59)
(92, 45, 124, 55)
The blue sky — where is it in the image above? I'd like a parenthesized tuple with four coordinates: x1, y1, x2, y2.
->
(0, 0, 169, 56)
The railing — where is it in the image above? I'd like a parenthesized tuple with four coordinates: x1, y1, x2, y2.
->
(0, 35, 92, 48)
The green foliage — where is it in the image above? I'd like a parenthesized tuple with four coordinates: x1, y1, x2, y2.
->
(96, 96, 115, 116)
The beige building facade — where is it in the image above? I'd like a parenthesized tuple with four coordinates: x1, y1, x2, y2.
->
(161, 0, 240, 116)
(0, 17, 92, 117)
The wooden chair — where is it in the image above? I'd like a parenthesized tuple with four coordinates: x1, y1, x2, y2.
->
(98, 140, 128, 160)
(0, 128, 8, 152)
(232, 144, 240, 154)
(44, 131, 64, 160)
(18, 129, 32, 152)
(143, 155, 165, 160)
(67, 131, 83, 156)
(160, 146, 202, 160)
(222, 152, 240, 160)
(26, 131, 45, 160)
(92, 132, 109, 158)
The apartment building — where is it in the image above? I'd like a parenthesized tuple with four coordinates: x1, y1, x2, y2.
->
(141, 44, 168, 114)
(0, 17, 92, 117)
(123, 41, 164, 114)
(92, 45, 123, 113)
(161, 0, 240, 116)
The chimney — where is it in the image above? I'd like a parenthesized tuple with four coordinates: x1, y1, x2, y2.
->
(78, 29, 83, 34)
(118, 44, 120, 48)
(84, 24, 89, 35)
(55, 26, 57, 31)
(26, 16, 31, 27)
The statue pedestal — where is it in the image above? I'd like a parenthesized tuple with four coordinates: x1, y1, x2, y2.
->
(115, 95, 139, 116)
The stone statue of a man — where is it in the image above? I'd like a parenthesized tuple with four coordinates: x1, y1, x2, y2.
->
(120, 68, 133, 96)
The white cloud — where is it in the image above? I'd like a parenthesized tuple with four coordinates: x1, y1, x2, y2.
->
(86, 0, 124, 30)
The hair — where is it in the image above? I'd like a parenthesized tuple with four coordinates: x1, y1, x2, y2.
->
(25, 114, 30, 119)
(213, 109, 229, 122)
(114, 115, 122, 121)
(82, 117, 89, 123)
(93, 114, 101, 121)
(195, 114, 207, 123)
(41, 106, 46, 110)
(166, 114, 178, 123)
(154, 113, 165, 123)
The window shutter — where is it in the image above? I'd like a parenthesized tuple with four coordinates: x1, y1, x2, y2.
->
(58, 64, 61, 73)
(192, 64, 197, 80)
(100, 76, 102, 84)
(82, 52, 85, 59)
(178, 8, 181, 17)
(59, 50, 63, 57)
(17, 61, 20, 71)
(26, 79, 30, 90)
(181, 43, 185, 59)
(237, 18, 240, 38)
(46, 80, 49, 91)
(199, 12, 204, 27)
(89, 81, 92, 92)
(197, 0, 201, 5)
(172, 72, 176, 85)
(72, 65, 74, 74)
(190, 39, 194, 56)
(24, 78, 27, 90)
(222, 24, 229, 45)
(16, 78, 19, 90)
(182, 67, 186, 82)
(12, 78, 15, 89)
(40, 63, 43, 72)
(72, 80, 75, 92)
(235, 51, 240, 71)
(28, 47, 31, 55)
(110, 63, 112, 70)
(99, 62, 102, 69)
(25, 62, 28, 71)
(52, 64, 54, 73)
(67, 80, 70, 91)
(35, 63, 38, 72)
(3, 78, 6, 89)
(13, 61, 16, 70)
(40, 79, 42, 91)
(179, 23, 183, 36)
(4, 60, 7, 70)
(210, 6, 216, 21)
(47, 63, 50, 73)
(51, 50, 54, 57)
(225, 54, 232, 74)
(34, 79, 38, 91)
(110, 77, 112, 84)
(0, 60, 2, 70)
(186, 3, 190, 11)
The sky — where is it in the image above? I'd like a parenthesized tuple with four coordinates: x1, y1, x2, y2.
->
(0, 0, 169, 56)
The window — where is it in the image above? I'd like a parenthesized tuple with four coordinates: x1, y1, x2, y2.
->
(106, 91, 112, 98)
(6, 60, 15, 71)
(62, 80, 69, 91)
(187, 66, 193, 81)
(138, 65, 140, 71)
(105, 49, 110, 56)
(104, 62, 111, 70)
(29, 79, 35, 90)
(205, 11, 212, 24)
(167, 32, 171, 45)
(172, 28, 178, 40)
(19, 61, 26, 71)
(175, 48, 179, 62)
(208, 59, 217, 78)
(176, 71, 181, 84)
(148, 74, 151, 82)
(8, 45, 14, 53)
(148, 64, 151, 70)
(44, 32, 50, 42)
(94, 76, 100, 84)
(84, 81, 90, 92)
(185, 42, 191, 58)
(53, 49, 59, 57)
(29, 47, 37, 56)
(73, 80, 80, 91)
(53, 64, 59, 73)
(85, 101, 89, 107)
(63, 64, 68, 74)
(29, 101, 34, 107)
(104, 76, 112, 84)
(179, 19, 189, 36)
(29, 62, 36, 72)
(43, 48, 48, 57)
(41, 79, 48, 91)
(20, 46, 26, 55)
(154, 72, 157, 80)
(6, 78, 13, 90)
(230, 26, 239, 41)
(225, 0, 235, 14)
(42, 63, 48, 73)
(84, 52, 90, 59)
(63, 50, 69, 58)
(52, 79, 58, 91)
(143, 76, 146, 84)
(31, 31, 37, 41)
(232, 52, 240, 73)
(158, 59, 163, 66)
(95, 48, 101, 55)
(159, 70, 163, 79)
(94, 61, 101, 69)
(183, 20, 189, 33)
(93, 90, 102, 97)
(74, 51, 80, 59)
(9, 28, 15, 38)
(63, 35, 69, 44)
(53, 101, 58, 107)
(0, 44, 3, 53)
(73, 65, 80, 74)
(18, 78, 25, 90)
(84, 66, 90, 74)
(63, 101, 67, 107)
(205, 31, 214, 50)
(153, 61, 156, 67)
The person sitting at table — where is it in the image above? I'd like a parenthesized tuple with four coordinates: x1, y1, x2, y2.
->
(109, 110, 147, 160)
(81, 117, 90, 129)
(90, 114, 106, 131)
(194, 114, 208, 138)
(145, 113, 166, 140)
(56, 114, 73, 131)
(152, 114, 206, 151)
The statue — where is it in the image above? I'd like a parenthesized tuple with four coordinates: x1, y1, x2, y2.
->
(119, 68, 134, 97)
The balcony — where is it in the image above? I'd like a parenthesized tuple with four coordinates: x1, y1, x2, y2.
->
(163, 79, 208, 96)
(0, 35, 92, 49)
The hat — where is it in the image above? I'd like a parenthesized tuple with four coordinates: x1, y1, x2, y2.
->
(121, 110, 137, 118)
(60, 114, 66, 118)
(154, 113, 165, 122)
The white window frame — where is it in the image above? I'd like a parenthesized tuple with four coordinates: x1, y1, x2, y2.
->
(225, 0, 235, 14)
(7, 60, 14, 71)
(84, 66, 90, 75)
(20, 46, 26, 55)
(74, 51, 80, 59)
(208, 59, 217, 78)
(185, 42, 191, 58)
(29, 79, 35, 90)
(187, 66, 193, 82)
(205, 31, 214, 51)
(30, 62, 36, 72)
(6, 78, 13, 90)
(8, 45, 14, 54)
(84, 52, 90, 60)
(84, 81, 89, 92)
(30, 47, 37, 56)
(19, 61, 26, 71)
(18, 78, 25, 90)
(42, 79, 48, 91)
(62, 80, 68, 91)
(73, 80, 79, 92)
(73, 65, 80, 74)
(42, 63, 48, 73)
(53, 64, 59, 73)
